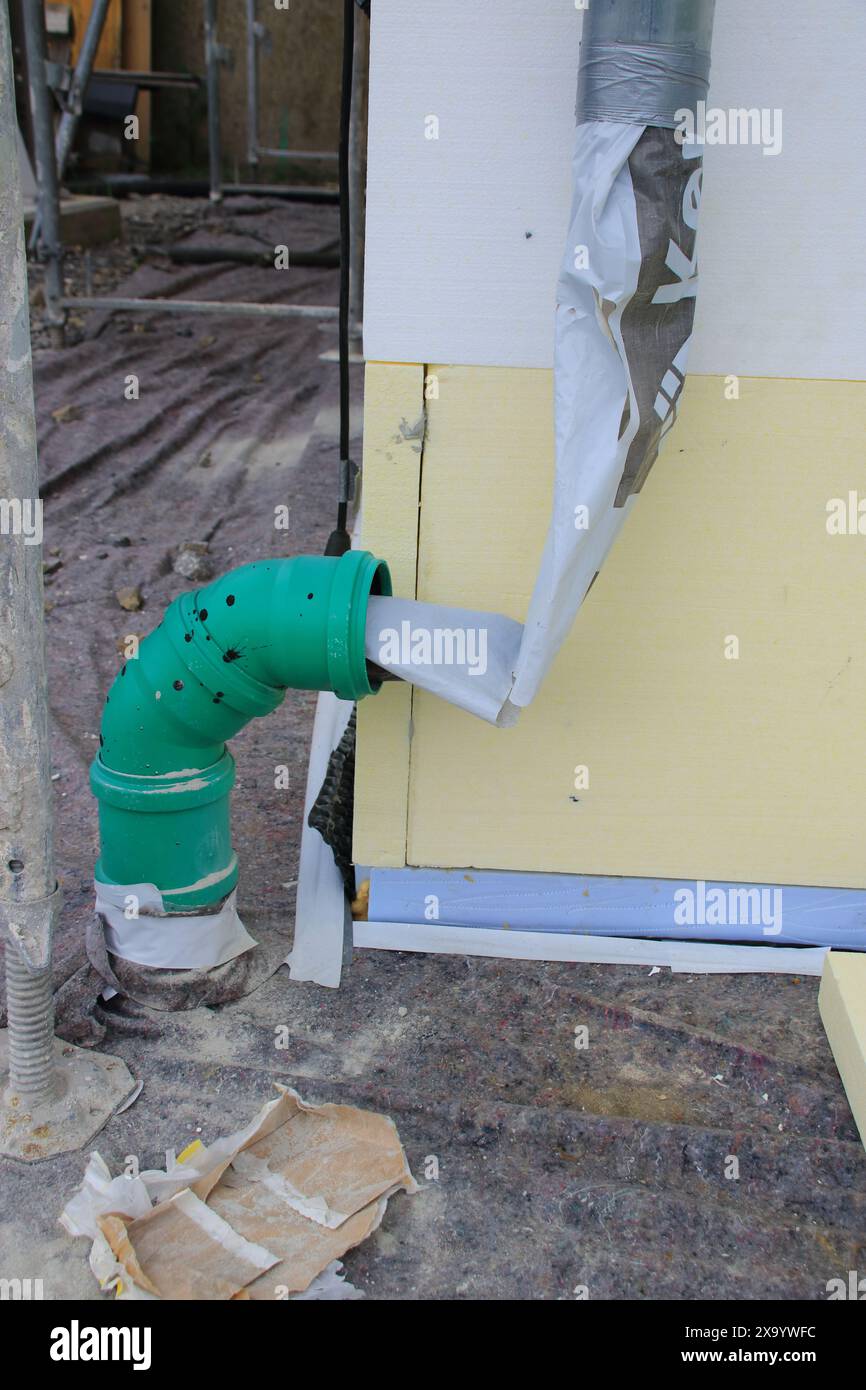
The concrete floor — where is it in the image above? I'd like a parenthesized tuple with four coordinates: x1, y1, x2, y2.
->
(1, 199, 865, 1300)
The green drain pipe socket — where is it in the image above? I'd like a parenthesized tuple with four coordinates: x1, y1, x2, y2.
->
(90, 551, 391, 912)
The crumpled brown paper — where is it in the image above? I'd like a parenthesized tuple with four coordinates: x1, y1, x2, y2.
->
(62, 1086, 417, 1300)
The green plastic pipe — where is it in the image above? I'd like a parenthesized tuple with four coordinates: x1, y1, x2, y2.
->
(91, 550, 391, 912)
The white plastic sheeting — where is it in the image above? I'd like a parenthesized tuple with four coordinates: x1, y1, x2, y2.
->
(510, 119, 643, 711)
(288, 691, 355, 988)
(366, 120, 703, 723)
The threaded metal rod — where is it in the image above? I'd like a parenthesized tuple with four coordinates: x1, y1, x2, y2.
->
(5, 947, 55, 1101)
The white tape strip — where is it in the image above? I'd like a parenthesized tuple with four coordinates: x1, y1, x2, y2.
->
(353, 920, 828, 976)
(231, 1149, 350, 1230)
(170, 1188, 278, 1271)
(95, 881, 257, 970)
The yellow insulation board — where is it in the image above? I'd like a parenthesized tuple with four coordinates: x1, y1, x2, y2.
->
(356, 364, 866, 888)
(353, 363, 423, 867)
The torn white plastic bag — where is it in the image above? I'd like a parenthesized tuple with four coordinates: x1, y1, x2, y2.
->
(363, 119, 705, 723)
(511, 119, 703, 708)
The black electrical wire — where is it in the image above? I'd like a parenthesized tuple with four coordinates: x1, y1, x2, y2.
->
(324, 0, 358, 557)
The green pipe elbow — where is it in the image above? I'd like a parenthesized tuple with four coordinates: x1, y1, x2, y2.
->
(91, 550, 391, 912)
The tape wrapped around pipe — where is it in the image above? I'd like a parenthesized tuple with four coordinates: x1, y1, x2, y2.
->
(576, 39, 711, 128)
(94, 881, 256, 970)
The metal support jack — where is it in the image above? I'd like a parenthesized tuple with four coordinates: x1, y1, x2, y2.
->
(0, 2, 134, 1161)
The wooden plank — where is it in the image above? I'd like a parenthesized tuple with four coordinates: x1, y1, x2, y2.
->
(352, 362, 425, 868)
(406, 368, 866, 888)
(364, 0, 866, 379)
(69, 0, 122, 69)
(24, 194, 121, 245)
(819, 951, 866, 1152)
(121, 0, 151, 168)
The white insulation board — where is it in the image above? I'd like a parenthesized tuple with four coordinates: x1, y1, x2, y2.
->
(363, 0, 866, 380)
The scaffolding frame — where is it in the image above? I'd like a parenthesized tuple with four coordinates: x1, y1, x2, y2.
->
(25, 0, 365, 339)
(243, 0, 339, 171)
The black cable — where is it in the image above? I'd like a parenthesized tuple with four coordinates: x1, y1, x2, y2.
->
(324, 0, 357, 557)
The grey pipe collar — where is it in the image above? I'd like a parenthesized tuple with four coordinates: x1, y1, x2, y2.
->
(577, 0, 715, 129)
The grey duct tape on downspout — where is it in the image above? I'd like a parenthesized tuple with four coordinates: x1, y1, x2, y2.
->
(576, 0, 714, 128)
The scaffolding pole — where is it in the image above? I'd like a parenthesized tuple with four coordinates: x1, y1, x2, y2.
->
(348, 11, 368, 346)
(20, 0, 65, 345)
(245, 0, 259, 166)
(244, 0, 337, 168)
(55, 0, 111, 181)
(0, 0, 133, 1160)
(60, 296, 338, 320)
(204, 0, 224, 201)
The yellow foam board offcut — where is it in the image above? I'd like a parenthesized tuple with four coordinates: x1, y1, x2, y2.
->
(819, 952, 866, 1152)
